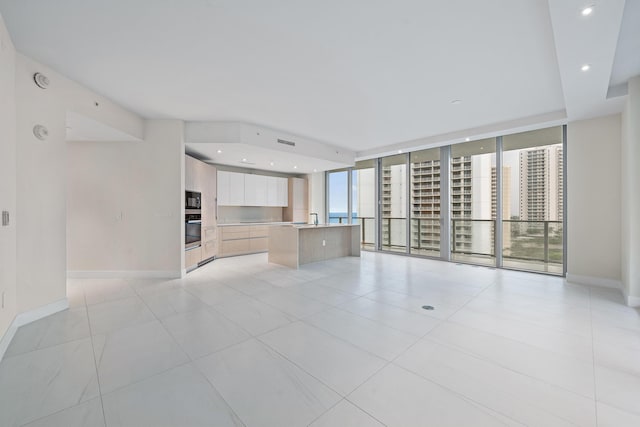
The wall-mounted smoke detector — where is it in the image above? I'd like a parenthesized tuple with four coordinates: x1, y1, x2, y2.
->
(33, 124, 49, 140)
(33, 72, 50, 89)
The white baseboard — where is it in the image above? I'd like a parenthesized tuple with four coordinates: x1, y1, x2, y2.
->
(0, 298, 69, 361)
(565, 274, 640, 308)
(566, 273, 622, 290)
(627, 295, 640, 308)
(67, 270, 182, 279)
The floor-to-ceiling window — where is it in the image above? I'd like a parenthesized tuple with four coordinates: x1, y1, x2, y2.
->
(326, 125, 566, 275)
(327, 169, 349, 224)
(380, 154, 407, 253)
(450, 138, 497, 266)
(409, 148, 441, 257)
(502, 127, 564, 274)
(352, 160, 376, 249)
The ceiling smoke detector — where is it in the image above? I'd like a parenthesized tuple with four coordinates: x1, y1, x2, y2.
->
(33, 72, 50, 89)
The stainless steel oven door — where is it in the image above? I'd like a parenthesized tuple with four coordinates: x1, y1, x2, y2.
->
(185, 219, 201, 248)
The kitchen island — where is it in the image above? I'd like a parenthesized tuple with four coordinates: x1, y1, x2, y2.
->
(268, 223, 360, 268)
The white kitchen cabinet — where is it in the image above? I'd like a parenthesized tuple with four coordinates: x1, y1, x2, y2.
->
(244, 174, 267, 206)
(218, 171, 288, 207)
(217, 170, 230, 205)
(218, 170, 244, 206)
(266, 176, 278, 206)
(185, 155, 198, 192)
(228, 172, 245, 206)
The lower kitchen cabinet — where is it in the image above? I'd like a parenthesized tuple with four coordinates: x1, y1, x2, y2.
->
(185, 246, 202, 269)
(218, 225, 273, 258)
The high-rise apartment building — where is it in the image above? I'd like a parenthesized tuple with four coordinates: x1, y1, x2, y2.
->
(359, 152, 506, 257)
(410, 158, 441, 253)
(519, 146, 563, 221)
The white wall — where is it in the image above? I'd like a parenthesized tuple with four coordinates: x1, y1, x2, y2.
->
(621, 76, 640, 305)
(67, 120, 184, 276)
(0, 15, 17, 340)
(567, 114, 621, 286)
(14, 53, 144, 313)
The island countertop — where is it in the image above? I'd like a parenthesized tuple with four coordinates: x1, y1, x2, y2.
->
(289, 223, 358, 229)
(269, 223, 360, 268)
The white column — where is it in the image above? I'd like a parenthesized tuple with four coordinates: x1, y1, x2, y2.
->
(622, 75, 640, 306)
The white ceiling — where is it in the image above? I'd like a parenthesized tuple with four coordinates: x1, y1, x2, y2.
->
(1, 0, 637, 158)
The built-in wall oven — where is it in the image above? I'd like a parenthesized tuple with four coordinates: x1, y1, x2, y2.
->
(185, 191, 202, 250)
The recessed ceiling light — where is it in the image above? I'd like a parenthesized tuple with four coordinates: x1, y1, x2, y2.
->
(465, 137, 470, 142)
(269, 161, 274, 166)
(581, 64, 591, 72)
(293, 165, 298, 169)
(217, 149, 222, 154)
(451, 99, 462, 105)
(242, 158, 247, 162)
(313, 169, 317, 172)
(398, 149, 403, 154)
(581, 6, 594, 16)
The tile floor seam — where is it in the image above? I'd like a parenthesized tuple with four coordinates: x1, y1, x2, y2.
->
(454, 304, 594, 342)
(304, 397, 389, 427)
(588, 286, 601, 426)
(444, 315, 595, 364)
(82, 281, 108, 427)
(133, 284, 257, 376)
(189, 362, 249, 427)
(255, 332, 351, 399)
(406, 280, 598, 419)
(237, 290, 332, 322)
(331, 305, 424, 338)
(391, 343, 593, 427)
(420, 331, 599, 403)
(178, 284, 304, 339)
(291, 317, 406, 363)
(207, 303, 293, 338)
(389, 361, 532, 426)
(82, 282, 138, 308)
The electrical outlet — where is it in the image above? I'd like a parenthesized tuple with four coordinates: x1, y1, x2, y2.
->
(322, 240, 326, 247)
(2, 211, 9, 226)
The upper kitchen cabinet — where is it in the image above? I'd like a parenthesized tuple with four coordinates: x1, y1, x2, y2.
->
(277, 177, 289, 206)
(217, 171, 245, 206)
(218, 171, 288, 207)
(266, 176, 288, 207)
(185, 155, 199, 192)
(244, 174, 268, 206)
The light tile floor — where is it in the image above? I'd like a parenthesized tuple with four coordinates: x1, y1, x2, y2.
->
(1, 252, 640, 426)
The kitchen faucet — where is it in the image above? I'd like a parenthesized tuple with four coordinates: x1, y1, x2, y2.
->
(310, 213, 318, 225)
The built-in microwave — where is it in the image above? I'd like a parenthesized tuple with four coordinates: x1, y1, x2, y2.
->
(185, 191, 201, 210)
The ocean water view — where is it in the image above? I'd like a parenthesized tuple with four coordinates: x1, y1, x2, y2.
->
(328, 212, 358, 223)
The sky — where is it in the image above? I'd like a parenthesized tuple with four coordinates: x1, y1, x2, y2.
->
(328, 171, 356, 214)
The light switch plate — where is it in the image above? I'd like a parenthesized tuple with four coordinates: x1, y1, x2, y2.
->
(1, 211, 8, 226)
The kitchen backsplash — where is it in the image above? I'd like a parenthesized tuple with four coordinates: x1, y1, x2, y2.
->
(217, 206, 284, 224)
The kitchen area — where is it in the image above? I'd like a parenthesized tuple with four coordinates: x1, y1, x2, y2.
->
(184, 154, 356, 272)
